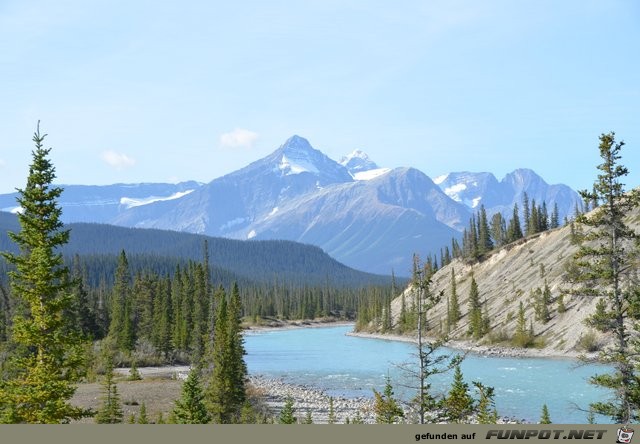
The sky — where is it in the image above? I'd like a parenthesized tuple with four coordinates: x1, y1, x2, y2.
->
(1, 0, 638, 194)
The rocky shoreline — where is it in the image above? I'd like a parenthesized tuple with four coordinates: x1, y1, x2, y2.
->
(248, 375, 526, 424)
(248, 375, 377, 424)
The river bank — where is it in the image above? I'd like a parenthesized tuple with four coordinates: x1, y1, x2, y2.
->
(243, 318, 355, 332)
(346, 330, 599, 361)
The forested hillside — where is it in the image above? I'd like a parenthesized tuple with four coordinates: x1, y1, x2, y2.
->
(0, 212, 393, 288)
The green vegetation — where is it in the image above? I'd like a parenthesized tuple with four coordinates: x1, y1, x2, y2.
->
(0, 125, 89, 423)
(443, 364, 474, 422)
(95, 355, 123, 423)
(540, 404, 552, 424)
(170, 369, 211, 424)
(567, 132, 640, 423)
(373, 375, 404, 424)
(278, 397, 296, 424)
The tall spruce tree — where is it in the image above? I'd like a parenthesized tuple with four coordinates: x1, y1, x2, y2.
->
(0, 124, 89, 423)
(448, 268, 461, 328)
(467, 275, 485, 339)
(507, 203, 523, 243)
(94, 354, 123, 423)
(206, 286, 232, 422)
(205, 284, 248, 423)
(444, 364, 474, 422)
(477, 205, 493, 254)
(107, 250, 133, 352)
(568, 132, 640, 423)
(171, 369, 211, 424)
(227, 282, 247, 414)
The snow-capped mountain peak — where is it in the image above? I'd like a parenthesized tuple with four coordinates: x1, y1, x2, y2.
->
(339, 149, 379, 174)
(270, 135, 348, 180)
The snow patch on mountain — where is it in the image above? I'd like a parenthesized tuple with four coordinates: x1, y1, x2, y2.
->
(247, 230, 257, 239)
(471, 197, 482, 208)
(443, 183, 467, 202)
(119, 190, 195, 209)
(268, 207, 279, 217)
(278, 154, 320, 176)
(353, 168, 391, 181)
(220, 217, 247, 231)
(433, 174, 449, 185)
(2, 206, 23, 214)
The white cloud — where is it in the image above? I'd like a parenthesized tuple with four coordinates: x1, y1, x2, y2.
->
(219, 128, 258, 149)
(0, 159, 6, 168)
(101, 150, 136, 170)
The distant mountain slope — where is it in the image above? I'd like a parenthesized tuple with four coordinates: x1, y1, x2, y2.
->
(0, 214, 392, 287)
(246, 167, 468, 274)
(435, 169, 581, 221)
(0, 181, 202, 224)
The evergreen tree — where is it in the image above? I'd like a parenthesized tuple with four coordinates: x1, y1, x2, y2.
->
(373, 375, 404, 424)
(528, 199, 539, 235)
(69, 255, 99, 339)
(108, 251, 133, 352)
(279, 397, 296, 424)
(490, 212, 507, 248)
(522, 193, 531, 235)
(585, 298, 615, 332)
(513, 301, 533, 347)
(540, 404, 551, 424)
(550, 203, 560, 229)
(568, 132, 640, 423)
(303, 410, 313, 424)
(206, 286, 232, 423)
(227, 282, 247, 413)
(506, 203, 523, 243)
(205, 284, 248, 423)
(95, 355, 123, 423)
(327, 396, 336, 424)
(467, 275, 485, 339)
(473, 381, 498, 424)
(477, 205, 493, 254)
(137, 402, 149, 424)
(557, 293, 566, 314)
(171, 369, 211, 424)
(540, 283, 552, 323)
(448, 268, 461, 328)
(540, 201, 549, 231)
(444, 364, 474, 422)
(406, 255, 461, 424)
(0, 124, 89, 423)
(128, 360, 142, 381)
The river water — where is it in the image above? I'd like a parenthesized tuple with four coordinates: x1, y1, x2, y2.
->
(244, 324, 613, 423)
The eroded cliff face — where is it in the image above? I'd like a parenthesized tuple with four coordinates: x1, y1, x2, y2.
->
(383, 209, 640, 357)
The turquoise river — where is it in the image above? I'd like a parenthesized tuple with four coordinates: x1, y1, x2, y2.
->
(244, 324, 613, 423)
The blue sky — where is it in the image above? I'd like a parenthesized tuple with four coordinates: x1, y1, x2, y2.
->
(1, 0, 638, 193)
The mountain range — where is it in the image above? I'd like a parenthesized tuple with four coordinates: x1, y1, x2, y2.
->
(0, 136, 582, 275)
